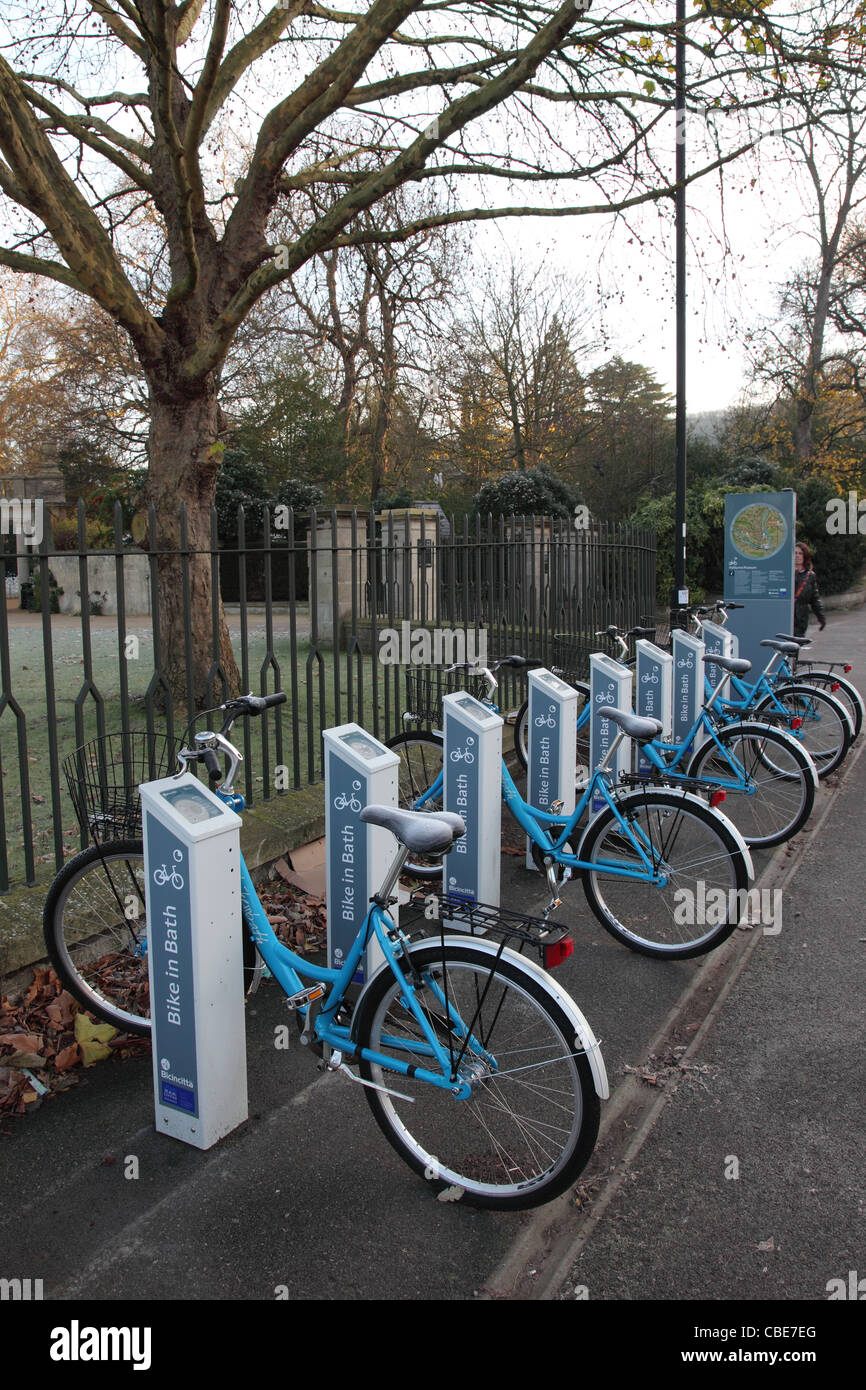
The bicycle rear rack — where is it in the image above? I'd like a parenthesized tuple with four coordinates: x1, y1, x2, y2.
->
(406, 890, 572, 965)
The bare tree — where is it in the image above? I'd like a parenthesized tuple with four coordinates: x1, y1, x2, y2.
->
(747, 73, 866, 468)
(0, 0, 843, 700)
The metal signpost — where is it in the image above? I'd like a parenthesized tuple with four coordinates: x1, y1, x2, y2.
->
(442, 691, 502, 918)
(724, 491, 796, 672)
(323, 724, 399, 985)
(525, 667, 578, 869)
(635, 640, 673, 772)
(140, 773, 247, 1150)
(589, 654, 633, 812)
(671, 631, 705, 745)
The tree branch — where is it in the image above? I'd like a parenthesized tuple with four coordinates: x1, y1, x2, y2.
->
(0, 54, 162, 364)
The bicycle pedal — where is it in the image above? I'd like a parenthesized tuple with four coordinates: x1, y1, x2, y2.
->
(285, 983, 327, 1011)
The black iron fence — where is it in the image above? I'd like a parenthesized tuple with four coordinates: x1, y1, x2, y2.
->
(0, 501, 654, 892)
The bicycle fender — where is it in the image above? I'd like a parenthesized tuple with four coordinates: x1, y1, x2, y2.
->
(358, 937, 609, 1101)
(577, 788, 755, 883)
(686, 721, 819, 789)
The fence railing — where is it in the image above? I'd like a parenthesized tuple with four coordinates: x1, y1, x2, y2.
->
(0, 501, 655, 893)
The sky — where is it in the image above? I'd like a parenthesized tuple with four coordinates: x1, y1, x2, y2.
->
(476, 130, 824, 417)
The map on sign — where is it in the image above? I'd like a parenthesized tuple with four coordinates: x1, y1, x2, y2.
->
(729, 503, 788, 560)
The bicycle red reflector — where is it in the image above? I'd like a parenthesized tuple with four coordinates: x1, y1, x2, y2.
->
(844, 665, 852, 673)
(831, 682, 840, 692)
(791, 717, 803, 729)
(544, 937, 574, 969)
(710, 789, 726, 807)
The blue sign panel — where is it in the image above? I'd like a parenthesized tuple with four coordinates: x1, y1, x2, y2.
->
(527, 685, 561, 815)
(443, 708, 480, 903)
(724, 491, 796, 675)
(144, 811, 199, 1117)
(326, 749, 369, 981)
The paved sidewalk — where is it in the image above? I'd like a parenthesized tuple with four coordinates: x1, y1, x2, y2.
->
(549, 730, 866, 1303)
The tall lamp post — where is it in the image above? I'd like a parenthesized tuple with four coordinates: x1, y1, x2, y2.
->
(671, 0, 688, 630)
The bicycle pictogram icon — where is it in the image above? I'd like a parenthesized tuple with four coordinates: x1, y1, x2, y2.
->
(333, 779, 363, 812)
(450, 747, 475, 762)
(641, 671, 660, 684)
(153, 863, 184, 890)
(534, 703, 557, 728)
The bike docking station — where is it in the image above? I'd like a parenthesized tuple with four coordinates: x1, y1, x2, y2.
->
(634, 640, 673, 772)
(323, 724, 399, 985)
(701, 618, 735, 693)
(524, 668, 578, 869)
(589, 653, 633, 812)
(671, 630, 706, 745)
(442, 690, 503, 924)
(140, 773, 248, 1150)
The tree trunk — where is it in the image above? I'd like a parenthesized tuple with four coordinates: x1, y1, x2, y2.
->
(144, 378, 241, 711)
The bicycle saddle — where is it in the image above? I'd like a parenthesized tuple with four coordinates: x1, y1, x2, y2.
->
(360, 805, 465, 854)
(775, 633, 811, 647)
(703, 653, 751, 675)
(594, 706, 663, 742)
(760, 639, 801, 655)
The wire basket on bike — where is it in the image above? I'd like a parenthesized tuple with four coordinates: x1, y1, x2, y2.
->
(551, 633, 590, 683)
(403, 665, 490, 729)
(64, 730, 178, 843)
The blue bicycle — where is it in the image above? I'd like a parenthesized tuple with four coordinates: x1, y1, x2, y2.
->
(389, 693, 754, 960)
(45, 696, 607, 1210)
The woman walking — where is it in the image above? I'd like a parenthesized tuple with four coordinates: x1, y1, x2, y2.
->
(793, 541, 826, 638)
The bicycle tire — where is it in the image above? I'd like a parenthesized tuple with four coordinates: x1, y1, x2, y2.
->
(685, 723, 816, 849)
(514, 680, 591, 775)
(784, 671, 863, 743)
(753, 684, 852, 779)
(354, 940, 600, 1210)
(386, 731, 446, 881)
(578, 788, 750, 959)
(44, 839, 258, 1036)
(43, 839, 152, 1035)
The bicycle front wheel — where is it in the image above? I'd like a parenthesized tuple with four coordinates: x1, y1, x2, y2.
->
(354, 941, 600, 1210)
(43, 839, 151, 1035)
(685, 723, 816, 849)
(43, 839, 259, 1036)
(754, 684, 852, 778)
(386, 731, 446, 881)
(579, 789, 750, 959)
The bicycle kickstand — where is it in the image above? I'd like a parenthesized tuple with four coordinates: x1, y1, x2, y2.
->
(319, 1049, 416, 1104)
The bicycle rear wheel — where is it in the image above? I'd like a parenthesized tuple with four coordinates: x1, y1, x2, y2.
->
(786, 672, 863, 742)
(578, 789, 750, 958)
(386, 731, 446, 880)
(354, 941, 600, 1210)
(754, 684, 851, 778)
(685, 723, 816, 848)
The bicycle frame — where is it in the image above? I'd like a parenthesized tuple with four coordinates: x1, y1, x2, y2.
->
(407, 748, 679, 885)
(221, 790, 497, 1098)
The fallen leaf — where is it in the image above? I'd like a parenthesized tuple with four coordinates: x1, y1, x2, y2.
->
(54, 1044, 80, 1072)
